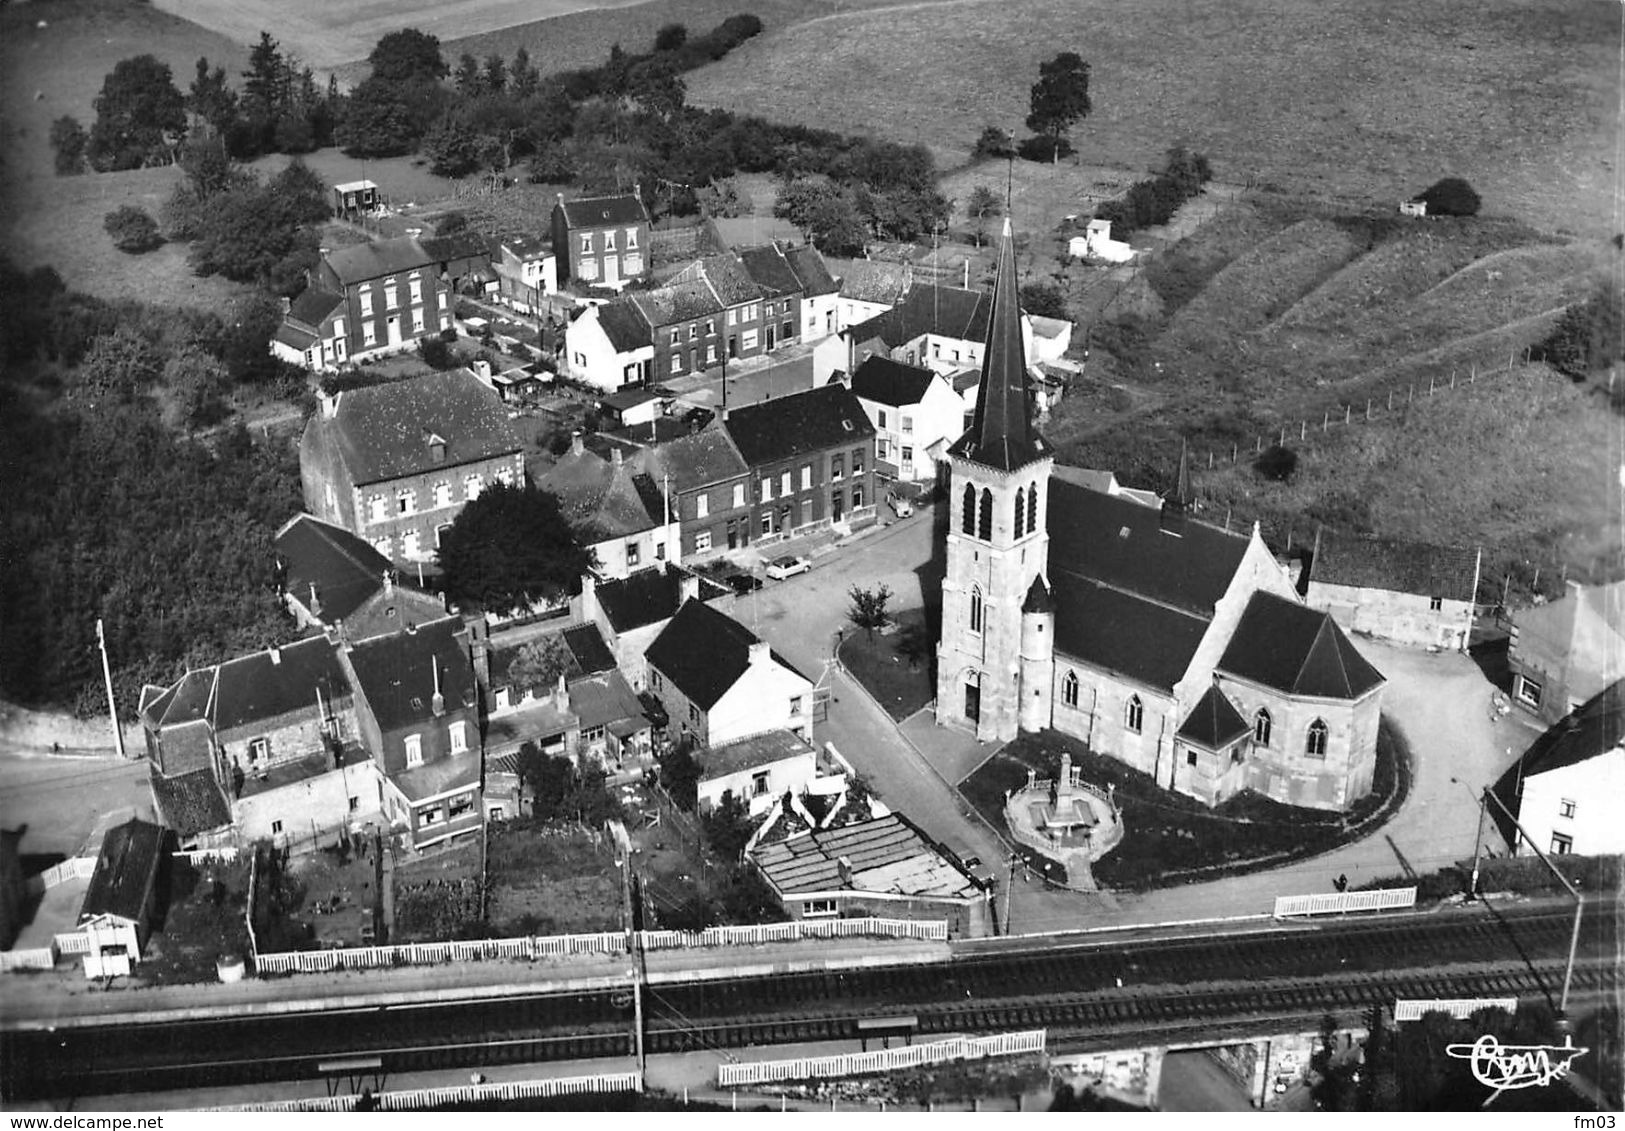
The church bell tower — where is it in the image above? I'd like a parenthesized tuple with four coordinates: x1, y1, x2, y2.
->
(934, 218, 1055, 743)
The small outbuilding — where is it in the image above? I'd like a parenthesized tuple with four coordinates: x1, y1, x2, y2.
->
(76, 818, 167, 978)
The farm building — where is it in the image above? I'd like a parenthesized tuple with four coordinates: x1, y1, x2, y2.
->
(1301, 532, 1481, 651)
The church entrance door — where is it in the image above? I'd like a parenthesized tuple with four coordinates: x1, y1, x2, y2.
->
(964, 680, 981, 723)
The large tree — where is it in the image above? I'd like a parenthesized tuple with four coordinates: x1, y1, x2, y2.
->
(1026, 52, 1091, 165)
(87, 55, 188, 171)
(49, 116, 88, 176)
(966, 185, 1001, 248)
(368, 29, 449, 84)
(437, 483, 590, 614)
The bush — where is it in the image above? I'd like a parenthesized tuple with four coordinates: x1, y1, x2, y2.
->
(1017, 135, 1072, 163)
(418, 336, 454, 370)
(104, 205, 164, 253)
(972, 125, 1015, 160)
(1417, 177, 1481, 217)
(1253, 443, 1298, 481)
(1020, 282, 1068, 320)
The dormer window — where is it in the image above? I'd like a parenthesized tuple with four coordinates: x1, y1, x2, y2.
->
(428, 435, 446, 463)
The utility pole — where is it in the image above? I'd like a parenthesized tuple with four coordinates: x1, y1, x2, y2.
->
(1004, 852, 1017, 936)
(95, 619, 126, 760)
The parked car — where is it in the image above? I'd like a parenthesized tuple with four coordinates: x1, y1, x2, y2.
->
(724, 572, 763, 595)
(765, 555, 810, 580)
(886, 491, 915, 518)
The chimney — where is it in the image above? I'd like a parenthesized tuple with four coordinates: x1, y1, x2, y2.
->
(578, 572, 598, 621)
(836, 855, 854, 887)
(552, 672, 569, 711)
(431, 662, 445, 717)
(308, 582, 321, 616)
(611, 447, 622, 467)
(748, 639, 771, 666)
(383, 570, 394, 597)
(280, 296, 291, 315)
(679, 571, 700, 605)
(268, 646, 282, 665)
(571, 431, 584, 457)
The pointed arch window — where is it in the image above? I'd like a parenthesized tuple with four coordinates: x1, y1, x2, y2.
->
(978, 488, 993, 540)
(1062, 670, 1079, 709)
(1014, 487, 1026, 538)
(961, 483, 976, 535)
(1125, 694, 1144, 734)
(1305, 718, 1329, 759)
(969, 586, 984, 634)
(1253, 708, 1272, 747)
(1028, 482, 1039, 532)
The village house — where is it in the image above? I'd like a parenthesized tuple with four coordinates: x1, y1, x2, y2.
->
(493, 233, 558, 314)
(343, 615, 483, 852)
(696, 729, 819, 817)
(75, 818, 167, 978)
(823, 258, 914, 336)
(565, 299, 656, 392)
(748, 812, 992, 938)
(271, 238, 453, 370)
(1507, 579, 1625, 724)
(575, 565, 727, 690)
(820, 281, 1041, 386)
(1301, 531, 1481, 651)
(1494, 680, 1625, 858)
(785, 245, 841, 343)
(645, 599, 815, 749)
(551, 192, 652, 288)
(934, 221, 1384, 812)
(845, 355, 963, 483)
(536, 435, 680, 579)
(299, 369, 525, 565)
(737, 244, 807, 351)
(722, 384, 877, 541)
(625, 426, 755, 558)
(419, 230, 498, 297)
(273, 513, 446, 639)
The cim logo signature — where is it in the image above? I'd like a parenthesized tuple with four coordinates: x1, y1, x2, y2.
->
(1444, 1034, 1589, 1103)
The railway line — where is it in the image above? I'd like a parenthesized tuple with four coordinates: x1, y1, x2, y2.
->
(2, 901, 1615, 1103)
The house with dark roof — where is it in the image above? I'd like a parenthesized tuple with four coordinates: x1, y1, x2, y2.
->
(551, 192, 652, 287)
(1493, 680, 1625, 858)
(722, 384, 878, 541)
(825, 258, 913, 332)
(565, 298, 655, 392)
(737, 245, 807, 350)
(536, 435, 680, 578)
(1302, 532, 1481, 652)
(934, 220, 1384, 812)
(645, 599, 814, 749)
(299, 369, 525, 565)
(342, 615, 483, 851)
(577, 563, 726, 689)
(494, 233, 557, 314)
(785, 245, 840, 343)
(420, 230, 497, 296)
(1507, 580, 1625, 724)
(630, 254, 775, 385)
(696, 729, 819, 816)
(298, 237, 454, 364)
(271, 287, 349, 371)
(749, 812, 992, 938)
(624, 426, 754, 559)
(845, 356, 963, 482)
(76, 818, 166, 976)
(274, 513, 446, 639)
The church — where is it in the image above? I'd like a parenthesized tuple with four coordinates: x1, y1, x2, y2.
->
(935, 222, 1385, 812)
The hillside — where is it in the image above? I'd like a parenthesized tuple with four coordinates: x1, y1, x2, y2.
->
(685, 0, 1616, 237)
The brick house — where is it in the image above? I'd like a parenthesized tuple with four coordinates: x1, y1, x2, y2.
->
(785, 245, 841, 343)
(645, 598, 815, 750)
(737, 245, 806, 351)
(722, 384, 878, 542)
(273, 513, 446, 639)
(299, 369, 525, 565)
(536, 437, 680, 578)
(299, 238, 453, 364)
(420, 230, 497, 296)
(271, 288, 349, 372)
(551, 192, 652, 287)
(343, 616, 483, 851)
(626, 426, 755, 558)
(576, 564, 727, 690)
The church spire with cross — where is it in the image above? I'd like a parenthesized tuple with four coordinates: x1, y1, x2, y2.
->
(947, 217, 1049, 472)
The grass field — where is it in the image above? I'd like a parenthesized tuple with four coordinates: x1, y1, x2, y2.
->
(687, 0, 1617, 237)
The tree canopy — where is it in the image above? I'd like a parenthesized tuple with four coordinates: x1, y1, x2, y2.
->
(104, 206, 163, 254)
(368, 29, 449, 83)
(88, 55, 187, 171)
(1025, 52, 1091, 165)
(437, 483, 591, 614)
(1417, 177, 1481, 217)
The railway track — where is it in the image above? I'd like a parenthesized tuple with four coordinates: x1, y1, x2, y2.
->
(2, 901, 1614, 1102)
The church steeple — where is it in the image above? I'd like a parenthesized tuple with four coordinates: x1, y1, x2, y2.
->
(948, 218, 1048, 472)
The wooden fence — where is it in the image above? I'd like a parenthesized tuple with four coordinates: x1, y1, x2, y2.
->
(1394, 997, 1519, 1022)
(0, 947, 57, 972)
(1272, 887, 1416, 918)
(254, 931, 626, 975)
(173, 847, 240, 865)
(718, 1030, 1047, 1087)
(202, 1071, 644, 1112)
(4, 858, 98, 973)
(639, 917, 948, 950)
(24, 856, 97, 896)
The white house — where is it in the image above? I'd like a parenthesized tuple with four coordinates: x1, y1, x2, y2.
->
(495, 234, 558, 314)
(1500, 680, 1625, 859)
(645, 599, 815, 749)
(696, 729, 818, 816)
(846, 355, 965, 483)
(565, 299, 654, 392)
(1068, 218, 1134, 263)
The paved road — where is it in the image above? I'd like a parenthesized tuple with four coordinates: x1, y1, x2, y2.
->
(0, 753, 153, 860)
(1157, 1051, 1252, 1111)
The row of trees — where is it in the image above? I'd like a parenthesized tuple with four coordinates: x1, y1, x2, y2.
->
(1093, 146, 1213, 237)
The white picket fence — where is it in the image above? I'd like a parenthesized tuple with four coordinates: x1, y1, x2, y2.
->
(202, 1071, 643, 1112)
(639, 917, 948, 951)
(53, 932, 92, 955)
(718, 1030, 1046, 1087)
(254, 931, 625, 975)
(1272, 887, 1417, 918)
(0, 947, 57, 972)
(24, 856, 97, 896)
(1394, 997, 1518, 1022)
(173, 847, 240, 865)
(5, 859, 101, 973)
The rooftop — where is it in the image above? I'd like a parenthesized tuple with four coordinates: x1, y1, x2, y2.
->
(344, 617, 478, 734)
(645, 599, 807, 710)
(701, 729, 816, 780)
(324, 237, 436, 286)
(750, 813, 979, 899)
(1218, 591, 1385, 700)
(275, 514, 396, 624)
(148, 768, 231, 840)
(213, 637, 349, 734)
(555, 193, 649, 229)
(79, 818, 166, 925)
(722, 384, 875, 468)
(1308, 533, 1480, 600)
(849, 355, 940, 408)
(592, 564, 722, 633)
